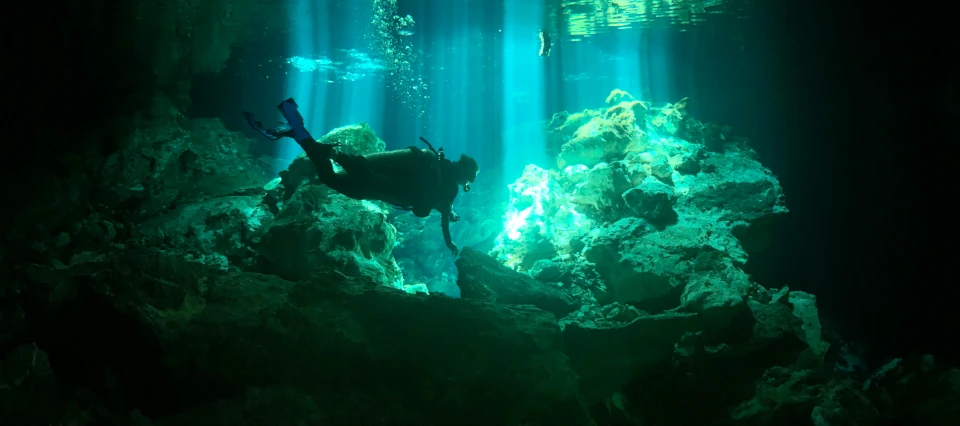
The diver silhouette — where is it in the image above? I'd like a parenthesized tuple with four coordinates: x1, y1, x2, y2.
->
(243, 98, 478, 255)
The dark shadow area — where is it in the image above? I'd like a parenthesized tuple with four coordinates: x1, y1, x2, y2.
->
(0, 0, 154, 238)
(683, 0, 954, 366)
(3, 276, 242, 418)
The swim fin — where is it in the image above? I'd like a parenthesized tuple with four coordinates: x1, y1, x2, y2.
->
(242, 111, 294, 141)
(276, 98, 315, 143)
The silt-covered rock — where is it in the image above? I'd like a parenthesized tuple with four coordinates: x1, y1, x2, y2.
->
(20, 249, 594, 426)
(253, 184, 403, 289)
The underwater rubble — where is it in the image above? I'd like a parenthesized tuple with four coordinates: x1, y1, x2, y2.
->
(1, 89, 958, 426)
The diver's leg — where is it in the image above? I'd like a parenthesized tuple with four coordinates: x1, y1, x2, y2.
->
(276, 98, 315, 143)
(295, 140, 374, 200)
(257, 98, 381, 200)
(296, 140, 340, 180)
(335, 152, 411, 205)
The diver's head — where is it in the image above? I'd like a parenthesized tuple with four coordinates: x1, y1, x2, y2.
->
(455, 154, 479, 192)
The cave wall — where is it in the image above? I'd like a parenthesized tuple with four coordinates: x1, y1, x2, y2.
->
(0, 0, 283, 253)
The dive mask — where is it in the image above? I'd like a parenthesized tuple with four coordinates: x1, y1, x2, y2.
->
(463, 182, 471, 192)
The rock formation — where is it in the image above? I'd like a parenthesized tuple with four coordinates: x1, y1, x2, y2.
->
(2, 80, 956, 426)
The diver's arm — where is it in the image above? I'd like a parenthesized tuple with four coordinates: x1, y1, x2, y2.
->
(439, 203, 458, 255)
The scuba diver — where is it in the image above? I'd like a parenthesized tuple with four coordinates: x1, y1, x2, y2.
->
(243, 98, 478, 255)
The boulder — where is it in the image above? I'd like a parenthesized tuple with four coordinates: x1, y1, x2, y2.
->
(621, 176, 679, 223)
(584, 218, 751, 312)
(318, 123, 386, 156)
(253, 184, 403, 289)
(456, 248, 577, 317)
(680, 147, 788, 224)
(570, 163, 626, 217)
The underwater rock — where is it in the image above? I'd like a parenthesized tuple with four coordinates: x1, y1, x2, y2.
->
(52, 212, 125, 258)
(317, 123, 386, 156)
(550, 89, 648, 170)
(614, 286, 836, 425)
(134, 194, 272, 269)
(670, 287, 833, 376)
(680, 145, 788, 224)
(677, 155, 703, 175)
(741, 287, 831, 358)
(787, 291, 832, 358)
(252, 183, 403, 289)
(20, 249, 593, 425)
(0, 344, 62, 425)
(680, 118, 736, 152)
(98, 117, 271, 221)
(727, 351, 960, 426)
(569, 162, 629, 220)
(731, 366, 879, 425)
(500, 91, 778, 272)
(609, 159, 650, 189)
(562, 260, 611, 301)
(557, 114, 639, 170)
(545, 110, 596, 161)
(251, 123, 401, 287)
(862, 355, 960, 425)
(8, 114, 275, 270)
(584, 218, 752, 314)
(456, 248, 577, 317)
(492, 164, 593, 270)
(495, 95, 802, 424)
(678, 265, 755, 333)
(529, 259, 563, 282)
(7, 73, 939, 425)
(645, 97, 689, 136)
(649, 156, 675, 184)
(276, 156, 319, 202)
(563, 311, 700, 405)
(621, 176, 679, 223)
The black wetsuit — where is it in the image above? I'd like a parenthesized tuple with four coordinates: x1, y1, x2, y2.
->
(305, 145, 461, 251)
